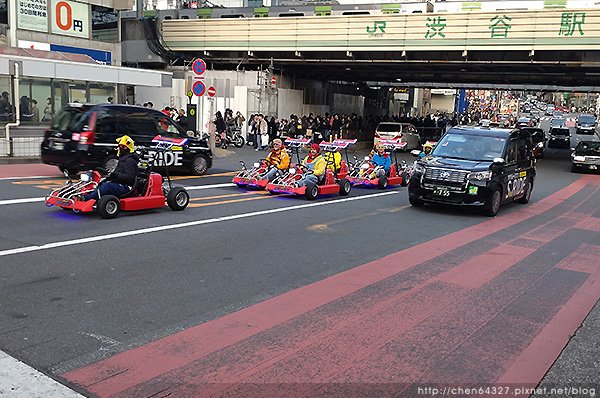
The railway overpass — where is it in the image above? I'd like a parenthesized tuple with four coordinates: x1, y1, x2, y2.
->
(150, 8, 600, 90)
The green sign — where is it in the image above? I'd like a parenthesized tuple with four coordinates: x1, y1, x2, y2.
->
(187, 90, 193, 98)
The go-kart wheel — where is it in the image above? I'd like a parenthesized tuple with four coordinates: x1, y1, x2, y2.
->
(97, 195, 120, 219)
(305, 183, 319, 200)
(400, 172, 409, 187)
(190, 155, 209, 176)
(378, 176, 388, 190)
(338, 178, 351, 196)
(167, 187, 190, 211)
(102, 155, 119, 173)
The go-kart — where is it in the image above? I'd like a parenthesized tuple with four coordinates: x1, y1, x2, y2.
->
(232, 159, 271, 189)
(265, 138, 355, 200)
(45, 135, 190, 219)
(347, 139, 410, 189)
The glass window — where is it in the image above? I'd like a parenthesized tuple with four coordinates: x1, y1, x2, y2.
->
(506, 139, 518, 164)
(18, 79, 52, 124)
(156, 116, 184, 136)
(0, 75, 13, 123)
(69, 83, 87, 104)
(90, 83, 114, 104)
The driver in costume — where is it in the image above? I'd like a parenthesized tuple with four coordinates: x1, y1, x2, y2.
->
(371, 142, 391, 178)
(264, 139, 290, 182)
(84, 135, 139, 201)
(296, 143, 326, 187)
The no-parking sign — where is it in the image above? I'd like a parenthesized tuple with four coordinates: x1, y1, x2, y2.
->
(192, 59, 206, 76)
(192, 80, 206, 97)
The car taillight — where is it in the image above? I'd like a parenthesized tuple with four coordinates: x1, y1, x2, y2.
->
(75, 111, 97, 144)
(375, 133, 381, 139)
(79, 131, 95, 144)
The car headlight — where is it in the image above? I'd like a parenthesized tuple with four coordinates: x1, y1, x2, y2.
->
(80, 173, 91, 182)
(361, 163, 370, 169)
(573, 156, 586, 162)
(413, 163, 425, 174)
(536, 142, 544, 148)
(469, 171, 492, 181)
(289, 168, 296, 174)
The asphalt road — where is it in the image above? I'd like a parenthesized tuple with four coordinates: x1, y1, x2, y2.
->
(0, 144, 599, 397)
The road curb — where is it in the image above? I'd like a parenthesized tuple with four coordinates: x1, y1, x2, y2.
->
(0, 157, 42, 165)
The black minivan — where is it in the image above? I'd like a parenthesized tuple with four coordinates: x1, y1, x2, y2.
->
(41, 103, 212, 175)
(408, 126, 536, 216)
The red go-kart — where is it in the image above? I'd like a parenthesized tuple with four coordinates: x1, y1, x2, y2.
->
(347, 139, 410, 189)
(265, 138, 355, 200)
(232, 159, 271, 189)
(45, 136, 190, 219)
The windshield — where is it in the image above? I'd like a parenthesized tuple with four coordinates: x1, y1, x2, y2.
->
(578, 115, 596, 124)
(575, 142, 600, 155)
(432, 132, 507, 161)
(550, 118, 565, 127)
(551, 128, 569, 136)
(377, 123, 402, 133)
(51, 107, 91, 131)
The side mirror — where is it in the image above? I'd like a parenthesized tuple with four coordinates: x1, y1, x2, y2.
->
(410, 149, 421, 157)
(493, 158, 505, 165)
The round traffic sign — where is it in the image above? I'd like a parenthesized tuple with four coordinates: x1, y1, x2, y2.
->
(192, 80, 206, 96)
(192, 59, 206, 76)
(207, 86, 216, 97)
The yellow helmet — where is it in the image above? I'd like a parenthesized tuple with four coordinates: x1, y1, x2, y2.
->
(116, 135, 134, 155)
(423, 142, 434, 154)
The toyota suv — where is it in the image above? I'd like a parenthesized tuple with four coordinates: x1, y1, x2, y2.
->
(576, 114, 597, 135)
(408, 126, 536, 216)
(41, 103, 212, 175)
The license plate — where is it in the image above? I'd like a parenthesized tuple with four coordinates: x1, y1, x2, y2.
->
(51, 141, 64, 150)
(433, 187, 451, 197)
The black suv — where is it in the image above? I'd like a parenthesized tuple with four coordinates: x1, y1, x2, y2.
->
(576, 114, 596, 135)
(41, 104, 212, 175)
(547, 126, 570, 149)
(408, 126, 536, 216)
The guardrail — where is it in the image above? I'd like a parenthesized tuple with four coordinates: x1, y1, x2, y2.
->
(0, 137, 43, 157)
(163, 9, 600, 52)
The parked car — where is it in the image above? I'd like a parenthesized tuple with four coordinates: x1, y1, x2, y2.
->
(374, 122, 420, 150)
(571, 141, 600, 173)
(41, 103, 213, 176)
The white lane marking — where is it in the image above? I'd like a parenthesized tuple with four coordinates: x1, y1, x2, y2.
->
(0, 183, 235, 206)
(0, 175, 59, 181)
(184, 183, 234, 190)
(0, 197, 46, 205)
(0, 191, 398, 257)
(0, 350, 85, 397)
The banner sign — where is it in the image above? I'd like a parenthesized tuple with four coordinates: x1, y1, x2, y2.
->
(18, 0, 48, 33)
(51, 0, 90, 38)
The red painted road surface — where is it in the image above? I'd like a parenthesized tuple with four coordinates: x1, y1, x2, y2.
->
(64, 175, 600, 398)
(0, 164, 61, 178)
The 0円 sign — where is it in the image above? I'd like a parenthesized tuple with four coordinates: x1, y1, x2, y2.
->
(18, 0, 49, 33)
(51, 0, 89, 38)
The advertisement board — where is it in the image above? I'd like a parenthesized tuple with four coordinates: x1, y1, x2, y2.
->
(18, 0, 48, 33)
(51, 0, 90, 38)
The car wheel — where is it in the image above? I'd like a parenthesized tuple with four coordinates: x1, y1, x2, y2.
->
(338, 178, 351, 196)
(190, 155, 208, 175)
(305, 182, 318, 200)
(167, 187, 189, 211)
(517, 178, 533, 204)
(378, 176, 388, 190)
(409, 194, 424, 207)
(483, 189, 502, 217)
(233, 136, 245, 148)
(102, 155, 119, 173)
(571, 164, 579, 173)
(97, 195, 120, 219)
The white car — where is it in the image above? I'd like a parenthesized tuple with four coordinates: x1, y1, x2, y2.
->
(374, 122, 421, 150)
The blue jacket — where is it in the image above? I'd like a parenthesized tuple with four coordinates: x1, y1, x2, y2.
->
(371, 153, 391, 171)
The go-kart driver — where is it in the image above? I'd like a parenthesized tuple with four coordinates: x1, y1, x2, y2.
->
(371, 142, 391, 178)
(418, 142, 434, 158)
(264, 138, 290, 181)
(297, 143, 326, 187)
(83, 135, 139, 201)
